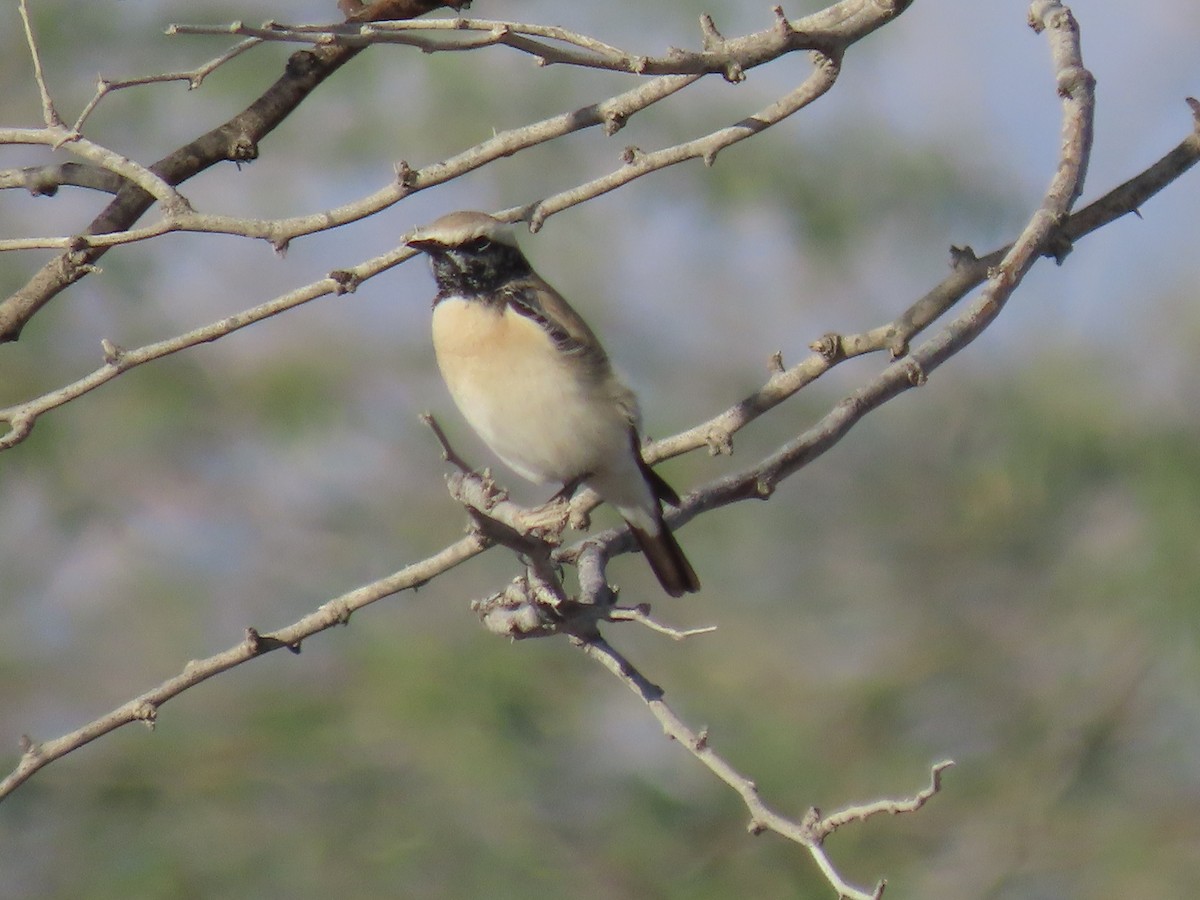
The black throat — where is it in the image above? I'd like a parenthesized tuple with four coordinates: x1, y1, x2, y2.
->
(428, 239, 532, 304)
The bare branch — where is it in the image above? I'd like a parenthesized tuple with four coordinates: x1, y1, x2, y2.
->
(0, 532, 489, 801)
(816, 760, 956, 836)
(523, 51, 841, 230)
(0, 88, 1185, 457)
(606, 605, 717, 640)
(576, 635, 950, 900)
(0, 13, 841, 254)
(169, 1, 908, 78)
(0, 127, 189, 211)
(0, 0, 911, 341)
(0, 246, 413, 450)
(560, 0, 1098, 593)
(0, 0, 462, 343)
(0, 161, 125, 197)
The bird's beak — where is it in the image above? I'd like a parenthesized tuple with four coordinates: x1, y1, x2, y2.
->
(405, 230, 439, 252)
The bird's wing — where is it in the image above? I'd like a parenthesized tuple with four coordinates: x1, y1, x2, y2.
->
(503, 276, 611, 378)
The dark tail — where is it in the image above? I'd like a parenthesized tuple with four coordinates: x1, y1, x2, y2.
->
(628, 431, 700, 596)
(629, 514, 701, 597)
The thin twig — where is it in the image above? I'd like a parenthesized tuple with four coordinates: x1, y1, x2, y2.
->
(0, 2, 461, 342)
(167, 13, 775, 77)
(575, 635, 949, 900)
(0, 93, 1184, 457)
(560, 0, 1097, 584)
(170, 3, 910, 78)
(72, 37, 263, 133)
(607, 605, 717, 639)
(0, 161, 125, 197)
(0, 533, 488, 801)
(19, 0, 61, 127)
(0, 246, 412, 450)
(523, 51, 841, 231)
(0, 47, 835, 253)
(0, 0, 909, 341)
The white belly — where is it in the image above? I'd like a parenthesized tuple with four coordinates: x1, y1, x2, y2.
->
(431, 296, 633, 486)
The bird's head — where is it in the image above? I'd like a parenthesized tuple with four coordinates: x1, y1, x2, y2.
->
(407, 211, 528, 296)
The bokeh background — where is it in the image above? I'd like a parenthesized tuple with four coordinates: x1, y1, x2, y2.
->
(2, 1, 1199, 897)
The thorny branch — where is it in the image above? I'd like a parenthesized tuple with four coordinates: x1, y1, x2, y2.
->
(0, 0, 902, 340)
(0, 1, 1192, 896)
(579, 635, 955, 900)
(0, 0, 465, 342)
(169, 3, 893, 78)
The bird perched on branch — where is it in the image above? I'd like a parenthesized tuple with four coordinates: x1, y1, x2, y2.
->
(408, 211, 700, 597)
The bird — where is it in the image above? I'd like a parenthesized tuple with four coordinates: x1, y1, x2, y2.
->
(407, 210, 700, 597)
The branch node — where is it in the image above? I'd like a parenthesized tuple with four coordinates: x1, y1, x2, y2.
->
(244, 627, 299, 655)
(723, 62, 746, 84)
(329, 268, 360, 294)
(754, 478, 774, 499)
(772, 5, 795, 37)
(603, 111, 627, 136)
(1043, 232, 1074, 264)
(1056, 64, 1095, 101)
(705, 427, 734, 456)
(767, 350, 785, 373)
(394, 159, 418, 189)
(696, 15, 745, 82)
(226, 134, 259, 163)
(810, 332, 843, 361)
(246, 627, 265, 653)
(51, 129, 82, 151)
(528, 205, 548, 233)
(66, 234, 92, 254)
(566, 501, 591, 530)
(801, 805, 822, 830)
(621, 145, 642, 165)
(324, 599, 353, 625)
(133, 701, 158, 730)
(100, 338, 126, 366)
(472, 576, 561, 639)
(698, 13, 726, 49)
(905, 359, 928, 386)
(948, 244, 978, 268)
(810, 49, 838, 72)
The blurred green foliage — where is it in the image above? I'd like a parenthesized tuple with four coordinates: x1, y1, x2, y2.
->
(3, 3, 1200, 899)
